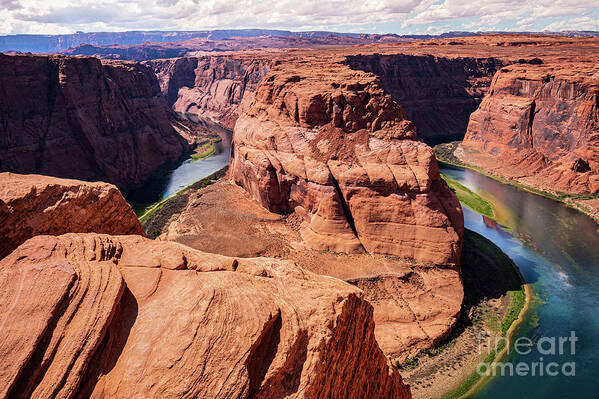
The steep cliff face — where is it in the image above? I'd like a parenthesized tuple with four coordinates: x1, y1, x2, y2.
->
(461, 64, 599, 195)
(344, 54, 503, 142)
(0, 233, 411, 399)
(0, 173, 145, 259)
(230, 61, 463, 265)
(147, 55, 272, 128)
(0, 54, 188, 191)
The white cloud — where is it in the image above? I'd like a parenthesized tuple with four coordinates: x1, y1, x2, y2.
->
(0, 0, 597, 34)
(543, 16, 599, 31)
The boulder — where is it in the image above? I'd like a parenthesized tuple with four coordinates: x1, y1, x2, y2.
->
(0, 173, 144, 259)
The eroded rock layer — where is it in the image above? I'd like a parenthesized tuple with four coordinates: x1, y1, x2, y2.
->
(230, 61, 464, 265)
(0, 54, 188, 191)
(0, 233, 411, 399)
(0, 173, 145, 259)
(461, 63, 599, 195)
(147, 55, 272, 128)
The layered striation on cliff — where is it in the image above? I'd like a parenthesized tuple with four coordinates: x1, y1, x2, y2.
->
(0, 233, 411, 399)
(230, 60, 463, 266)
(147, 55, 272, 128)
(0, 54, 188, 191)
(344, 54, 503, 142)
(461, 63, 599, 195)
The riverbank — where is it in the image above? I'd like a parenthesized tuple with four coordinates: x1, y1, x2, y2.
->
(400, 229, 531, 399)
(441, 174, 494, 219)
(435, 142, 599, 224)
(138, 167, 228, 238)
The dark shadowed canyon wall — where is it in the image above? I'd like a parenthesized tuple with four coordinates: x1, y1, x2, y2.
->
(344, 54, 503, 143)
(0, 54, 188, 192)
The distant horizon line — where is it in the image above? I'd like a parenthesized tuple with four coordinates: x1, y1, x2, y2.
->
(1, 28, 598, 37)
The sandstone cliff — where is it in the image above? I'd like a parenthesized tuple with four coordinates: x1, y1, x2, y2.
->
(461, 63, 599, 195)
(0, 54, 188, 191)
(344, 54, 503, 142)
(0, 173, 145, 259)
(0, 233, 411, 399)
(230, 61, 463, 266)
(147, 55, 272, 128)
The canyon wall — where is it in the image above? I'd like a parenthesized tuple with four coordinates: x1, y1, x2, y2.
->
(0, 173, 145, 259)
(0, 233, 411, 399)
(230, 60, 463, 265)
(0, 54, 188, 192)
(147, 55, 272, 128)
(461, 63, 599, 195)
(344, 54, 503, 142)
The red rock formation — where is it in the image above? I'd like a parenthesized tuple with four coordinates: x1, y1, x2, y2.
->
(147, 55, 272, 128)
(344, 54, 503, 142)
(230, 61, 463, 265)
(0, 54, 188, 191)
(159, 179, 464, 360)
(0, 233, 411, 399)
(0, 173, 145, 259)
(461, 63, 599, 195)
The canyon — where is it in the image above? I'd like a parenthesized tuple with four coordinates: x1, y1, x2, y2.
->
(146, 35, 598, 205)
(0, 33, 598, 398)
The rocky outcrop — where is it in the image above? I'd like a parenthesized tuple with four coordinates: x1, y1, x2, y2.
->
(461, 63, 599, 195)
(0, 173, 145, 259)
(345, 54, 503, 142)
(0, 233, 411, 399)
(0, 54, 188, 191)
(230, 61, 463, 265)
(157, 179, 464, 360)
(147, 55, 272, 128)
(348, 269, 463, 359)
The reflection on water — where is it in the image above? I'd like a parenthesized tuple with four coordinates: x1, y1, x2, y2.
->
(440, 163, 599, 398)
(161, 151, 229, 199)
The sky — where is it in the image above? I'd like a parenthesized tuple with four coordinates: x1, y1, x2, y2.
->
(0, 0, 598, 35)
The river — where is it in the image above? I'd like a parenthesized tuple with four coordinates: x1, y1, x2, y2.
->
(127, 119, 231, 206)
(440, 163, 599, 398)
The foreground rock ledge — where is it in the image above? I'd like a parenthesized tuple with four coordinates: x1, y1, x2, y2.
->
(0, 233, 411, 399)
(0, 173, 145, 259)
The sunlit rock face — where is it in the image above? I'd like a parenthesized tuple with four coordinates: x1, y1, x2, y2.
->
(0, 233, 411, 399)
(462, 63, 599, 195)
(0, 172, 145, 259)
(230, 60, 463, 266)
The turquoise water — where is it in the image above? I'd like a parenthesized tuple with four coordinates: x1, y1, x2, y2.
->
(440, 164, 599, 398)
